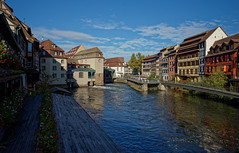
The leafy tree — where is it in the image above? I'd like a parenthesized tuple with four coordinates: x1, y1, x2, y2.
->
(207, 69, 228, 90)
(129, 53, 145, 74)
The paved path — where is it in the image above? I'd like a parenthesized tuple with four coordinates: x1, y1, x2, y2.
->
(0, 95, 43, 153)
(52, 93, 123, 153)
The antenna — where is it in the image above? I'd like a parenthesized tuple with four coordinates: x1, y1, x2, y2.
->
(23, 17, 26, 23)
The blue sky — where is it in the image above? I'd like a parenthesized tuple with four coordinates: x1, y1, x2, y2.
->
(6, 0, 239, 61)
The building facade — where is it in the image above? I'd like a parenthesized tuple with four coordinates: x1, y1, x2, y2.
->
(142, 54, 158, 77)
(167, 45, 179, 81)
(177, 27, 227, 82)
(72, 47, 104, 86)
(104, 57, 125, 78)
(40, 40, 67, 86)
(205, 33, 239, 79)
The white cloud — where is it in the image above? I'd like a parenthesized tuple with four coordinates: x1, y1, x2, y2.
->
(113, 37, 125, 40)
(121, 20, 218, 44)
(119, 38, 159, 50)
(81, 18, 123, 30)
(32, 27, 110, 44)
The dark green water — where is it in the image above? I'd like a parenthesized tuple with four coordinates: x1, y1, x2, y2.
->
(72, 83, 239, 153)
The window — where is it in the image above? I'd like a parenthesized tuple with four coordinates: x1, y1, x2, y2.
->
(52, 44, 56, 48)
(230, 43, 234, 50)
(195, 69, 198, 74)
(54, 51, 57, 56)
(27, 57, 32, 67)
(61, 74, 65, 78)
(42, 59, 46, 63)
(42, 66, 46, 71)
(61, 66, 64, 70)
(229, 54, 233, 61)
(53, 66, 57, 70)
(52, 73, 57, 78)
(61, 59, 64, 64)
(42, 51, 46, 55)
(28, 42, 32, 52)
(53, 59, 56, 63)
(79, 72, 84, 78)
(59, 52, 63, 56)
(191, 69, 193, 74)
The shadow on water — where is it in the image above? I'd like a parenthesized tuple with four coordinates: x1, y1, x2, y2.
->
(71, 83, 239, 153)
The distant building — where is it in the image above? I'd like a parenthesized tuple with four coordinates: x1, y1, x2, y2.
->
(142, 54, 158, 77)
(177, 26, 227, 82)
(70, 46, 104, 86)
(65, 44, 85, 58)
(168, 45, 179, 81)
(205, 33, 239, 79)
(104, 57, 125, 78)
(40, 39, 67, 86)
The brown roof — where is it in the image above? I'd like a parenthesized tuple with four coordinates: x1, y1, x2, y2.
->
(105, 57, 124, 63)
(179, 27, 221, 52)
(211, 33, 239, 48)
(143, 54, 158, 60)
(75, 47, 102, 55)
(41, 39, 64, 52)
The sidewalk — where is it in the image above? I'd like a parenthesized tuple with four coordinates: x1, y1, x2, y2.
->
(52, 93, 123, 153)
(0, 95, 43, 153)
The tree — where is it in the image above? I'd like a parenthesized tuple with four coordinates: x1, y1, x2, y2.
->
(207, 69, 228, 90)
(129, 53, 145, 74)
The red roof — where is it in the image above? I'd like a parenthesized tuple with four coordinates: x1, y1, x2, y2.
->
(41, 39, 64, 52)
(104, 57, 124, 67)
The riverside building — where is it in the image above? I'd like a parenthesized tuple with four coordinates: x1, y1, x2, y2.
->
(40, 40, 67, 86)
(205, 33, 239, 79)
(177, 26, 227, 82)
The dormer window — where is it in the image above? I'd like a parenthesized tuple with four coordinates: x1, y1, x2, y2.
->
(59, 52, 62, 56)
(52, 44, 56, 48)
(43, 50, 46, 55)
(54, 51, 57, 55)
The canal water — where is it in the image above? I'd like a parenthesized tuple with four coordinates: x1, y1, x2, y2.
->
(72, 83, 239, 153)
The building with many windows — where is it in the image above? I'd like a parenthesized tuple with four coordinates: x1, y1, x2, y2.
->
(167, 45, 179, 81)
(71, 47, 104, 86)
(205, 33, 239, 79)
(177, 27, 227, 82)
(142, 54, 158, 77)
(104, 57, 125, 78)
(40, 39, 67, 86)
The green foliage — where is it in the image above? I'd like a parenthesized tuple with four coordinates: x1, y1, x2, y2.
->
(37, 90, 59, 153)
(206, 70, 228, 90)
(147, 73, 156, 79)
(0, 89, 25, 127)
(129, 53, 145, 73)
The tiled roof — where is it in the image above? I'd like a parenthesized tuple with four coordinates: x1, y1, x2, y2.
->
(66, 45, 85, 58)
(41, 39, 64, 52)
(211, 33, 239, 48)
(104, 57, 124, 67)
(75, 47, 102, 56)
(178, 27, 222, 53)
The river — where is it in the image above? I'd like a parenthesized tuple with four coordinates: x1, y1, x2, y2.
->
(72, 83, 239, 153)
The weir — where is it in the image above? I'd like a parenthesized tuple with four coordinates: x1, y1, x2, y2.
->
(126, 78, 164, 91)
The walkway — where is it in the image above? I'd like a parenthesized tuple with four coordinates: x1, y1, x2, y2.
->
(0, 95, 43, 153)
(162, 82, 239, 98)
(52, 93, 123, 153)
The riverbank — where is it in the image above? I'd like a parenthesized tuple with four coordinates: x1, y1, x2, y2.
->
(52, 93, 123, 153)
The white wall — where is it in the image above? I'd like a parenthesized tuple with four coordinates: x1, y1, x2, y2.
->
(205, 27, 228, 56)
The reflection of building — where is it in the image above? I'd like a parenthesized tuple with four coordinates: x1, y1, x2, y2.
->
(104, 57, 125, 78)
(40, 40, 67, 86)
(68, 46, 104, 86)
(177, 27, 227, 82)
(142, 54, 158, 77)
(205, 33, 239, 79)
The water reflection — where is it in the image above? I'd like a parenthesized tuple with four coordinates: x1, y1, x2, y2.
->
(72, 83, 239, 152)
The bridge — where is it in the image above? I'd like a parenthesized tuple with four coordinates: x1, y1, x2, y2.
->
(126, 78, 239, 99)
